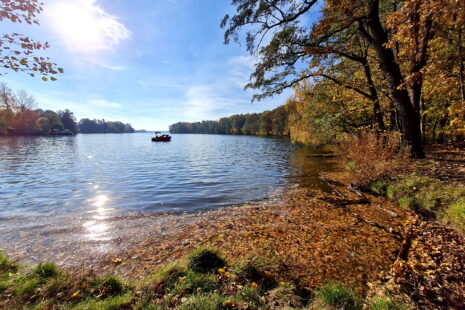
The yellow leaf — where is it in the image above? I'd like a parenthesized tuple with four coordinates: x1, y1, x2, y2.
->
(111, 258, 123, 264)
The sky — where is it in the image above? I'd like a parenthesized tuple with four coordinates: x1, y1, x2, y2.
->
(0, 0, 292, 130)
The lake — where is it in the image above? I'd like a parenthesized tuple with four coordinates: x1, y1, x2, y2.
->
(0, 133, 336, 265)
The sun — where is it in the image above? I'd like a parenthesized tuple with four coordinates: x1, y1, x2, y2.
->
(46, 0, 130, 52)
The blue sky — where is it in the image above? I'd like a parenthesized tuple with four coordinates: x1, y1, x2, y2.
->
(1, 0, 291, 130)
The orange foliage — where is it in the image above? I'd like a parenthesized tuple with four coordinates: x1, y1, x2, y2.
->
(337, 132, 408, 186)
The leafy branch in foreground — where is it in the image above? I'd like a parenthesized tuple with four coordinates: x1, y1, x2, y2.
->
(0, 0, 63, 79)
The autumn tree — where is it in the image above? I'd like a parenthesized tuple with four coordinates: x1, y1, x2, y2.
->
(58, 109, 77, 133)
(221, 0, 457, 157)
(1, 0, 62, 79)
(0, 82, 14, 109)
(14, 89, 36, 112)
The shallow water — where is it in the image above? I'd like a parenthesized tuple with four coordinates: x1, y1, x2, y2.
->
(0, 133, 336, 264)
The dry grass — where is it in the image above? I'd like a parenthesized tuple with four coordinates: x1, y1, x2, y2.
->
(337, 132, 408, 187)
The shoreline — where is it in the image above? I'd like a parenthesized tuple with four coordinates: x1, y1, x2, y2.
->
(71, 183, 407, 292)
(1, 182, 407, 292)
(1, 170, 464, 308)
(1, 144, 464, 308)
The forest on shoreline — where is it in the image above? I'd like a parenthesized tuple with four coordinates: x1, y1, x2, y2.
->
(0, 83, 135, 136)
(169, 106, 288, 136)
(171, 0, 465, 155)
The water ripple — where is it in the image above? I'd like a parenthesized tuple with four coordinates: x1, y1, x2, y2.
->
(0, 134, 336, 263)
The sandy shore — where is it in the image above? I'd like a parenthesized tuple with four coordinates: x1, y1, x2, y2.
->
(72, 183, 407, 293)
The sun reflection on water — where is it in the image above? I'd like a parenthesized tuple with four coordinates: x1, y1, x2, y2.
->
(83, 194, 113, 241)
(93, 194, 108, 207)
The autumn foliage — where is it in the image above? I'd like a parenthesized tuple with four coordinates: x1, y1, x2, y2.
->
(0, 0, 62, 79)
(223, 0, 465, 157)
(337, 132, 408, 186)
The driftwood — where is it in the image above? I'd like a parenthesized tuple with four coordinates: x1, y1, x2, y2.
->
(318, 173, 346, 197)
(374, 205, 399, 218)
(348, 184, 399, 217)
(320, 197, 370, 206)
(397, 230, 413, 261)
(319, 175, 402, 239)
(323, 198, 402, 239)
(306, 153, 336, 158)
(348, 184, 368, 200)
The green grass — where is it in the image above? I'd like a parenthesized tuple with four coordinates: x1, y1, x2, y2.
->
(370, 175, 465, 231)
(179, 293, 226, 310)
(368, 180, 388, 195)
(33, 262, 58, 278)
(370, 296, 409, 310)
(142, 261, 188, 295)
(15, 276, 42, 295)
(89, 276, 126, 298)
(187, 248, 225, 274)
(317, 283, 362, 310)
(0, 253, 18, 275)
(172, 271, 218, 295)
(71, 292, 134, 310)
(0, 253, 19, 293)
(235, 285, 263, 307)
(0, 249, 418, 310)
(386, 185, 397, 199)
(445, 198, 465, 231)
(398, 197, 413, 209)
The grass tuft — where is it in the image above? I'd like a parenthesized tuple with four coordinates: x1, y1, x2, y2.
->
(0, 253, 18, 275)
(187, 248, 225, 274)
(236, 285, 263, 307)
(72, 292, 134, 310)
(179, 293, 225, 310)
(173, 271, 218, 295)
(317, 282, 362, 310)
(370, 296, 409, 310)
(445, 198, 465, 231)
(143, 262, 187, 295)
(89, 276, 125, 298)
(368, 180, 388, 195)
(33, 262, 58, 278)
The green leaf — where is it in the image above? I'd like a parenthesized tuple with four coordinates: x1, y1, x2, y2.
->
(41, 77, 48, 81)
(51, 77, 57, 81)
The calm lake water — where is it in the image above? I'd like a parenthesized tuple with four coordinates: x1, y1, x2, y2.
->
(0, 133, 335, 265)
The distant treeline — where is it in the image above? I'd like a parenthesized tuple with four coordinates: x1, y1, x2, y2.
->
(169, 106, 289, 136)
(78, 119, 134, 134)
(0, 83, 134, 135)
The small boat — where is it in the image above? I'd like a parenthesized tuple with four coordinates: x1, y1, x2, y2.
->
(151, 132, 172, 142)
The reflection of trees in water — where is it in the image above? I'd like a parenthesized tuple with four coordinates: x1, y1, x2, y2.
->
(287, 147, 339, 190)
(0, 136, 77, 171)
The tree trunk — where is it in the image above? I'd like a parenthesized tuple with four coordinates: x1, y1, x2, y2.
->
(421, 96, 427, 143)
(361, 0, 425, 158)
(362, 62, 385, 131)
(459, 27, 465, 101)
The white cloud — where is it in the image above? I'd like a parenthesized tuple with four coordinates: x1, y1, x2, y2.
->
(182, 85, 247, 120)
(227, 55, 256, 88)
(97, 63, 126, 71)
(88, 99, 122, 108)
(46, 0, 130, 52)
(228, 55, 255, 68)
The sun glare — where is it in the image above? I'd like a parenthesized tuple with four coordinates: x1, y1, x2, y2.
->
(47, 0, 130, 52)
(52, 3, 101, 49)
